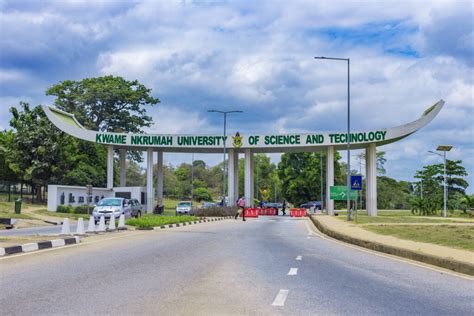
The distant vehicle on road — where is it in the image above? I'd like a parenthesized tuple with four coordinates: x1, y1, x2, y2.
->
(92, 197, 132, 224)
(200, 202, 217, 209)
(262, 202, 283, 209)
(176, 201, 193, 215)
(300, 201, 323, 211)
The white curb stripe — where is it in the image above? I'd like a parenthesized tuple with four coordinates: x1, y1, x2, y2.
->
(272, 289, 289, 306)
(296, 256, 302, 260)
(288, 268, 298, 275)
(21, 243, 39, 252)
(51, 239, 66, 248)
(0, 248, 5, 256)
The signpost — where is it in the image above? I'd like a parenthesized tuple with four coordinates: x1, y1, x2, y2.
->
(330, 186, 357, 200)
(350, 175, 362, 223)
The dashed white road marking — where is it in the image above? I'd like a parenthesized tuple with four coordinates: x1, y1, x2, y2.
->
(296, 256, 302, 260)
(288, 268, 298, 275)
(272, 289, 289, 306)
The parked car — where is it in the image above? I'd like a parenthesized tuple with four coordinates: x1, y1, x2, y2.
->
(300, 201, 323, 211)
(200, 202, 216, 209)
(92, 197, 132, 223)
(176, 201, 193, 215)
(262, 202, 283, 209)
(129, 199, 142, 218)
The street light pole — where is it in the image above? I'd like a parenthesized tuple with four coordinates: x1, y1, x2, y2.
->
(429, 145, 452, 218)
(208, 109, 243, 205)
(315, 56, 351, 221)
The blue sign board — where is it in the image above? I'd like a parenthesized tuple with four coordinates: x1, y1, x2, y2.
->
(351, 175, 362, 191)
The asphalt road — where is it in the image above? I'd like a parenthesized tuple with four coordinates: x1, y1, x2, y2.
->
(1, 216, 472, 315)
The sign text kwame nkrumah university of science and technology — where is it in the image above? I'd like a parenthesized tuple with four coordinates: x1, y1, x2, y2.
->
(95, 130, 387, 147)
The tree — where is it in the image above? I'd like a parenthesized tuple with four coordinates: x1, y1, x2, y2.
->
(412, 160, 469, 214)
(0, 130, 18, 181)
(6, 102, 108, 201)
(356, 150, 387, 175)
(46, 76, 160, 162)
(193, 187, 213, 202)
(278, 152, 342, 207)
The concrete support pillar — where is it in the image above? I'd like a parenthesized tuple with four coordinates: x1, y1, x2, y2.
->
(244, 149, 254, 207)
(119, 148, 126, 187)
(146, 149, 154, 213)
(326, 146, 335, 215)
(366, 143, 378, 216)
(228, 149, 239, 206)
(156, 151, 163, 207)
(107, 145, 114, 189)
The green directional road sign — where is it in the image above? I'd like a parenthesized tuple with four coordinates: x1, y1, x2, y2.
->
(330, 186, 357, 200)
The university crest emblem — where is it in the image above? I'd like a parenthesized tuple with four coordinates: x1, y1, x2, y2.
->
(232, 132, 242, 148)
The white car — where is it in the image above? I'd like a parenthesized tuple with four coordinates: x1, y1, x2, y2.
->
(176, 201, 193, 215)
(92, 198, 132, 223)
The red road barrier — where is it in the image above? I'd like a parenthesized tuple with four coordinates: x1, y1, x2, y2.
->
(240, 208, 259, 218)
(257, 208, 277, 216)
(290, 208, 307, 217)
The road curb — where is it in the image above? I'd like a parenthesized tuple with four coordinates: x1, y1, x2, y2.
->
(309, 216, 474, 276)
(0, 236, 80, 257)
(151, 216, 232, 231)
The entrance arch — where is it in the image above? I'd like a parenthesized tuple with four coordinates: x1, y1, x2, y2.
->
(44, 100, 445, 216)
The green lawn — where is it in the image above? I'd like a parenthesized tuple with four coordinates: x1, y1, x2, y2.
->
(126, 214, 198, 228)
(34, 209, 89, 220)
(364, 225, 474, 251)
(335, 210, 473, 224)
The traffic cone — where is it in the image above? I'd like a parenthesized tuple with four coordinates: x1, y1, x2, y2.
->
(118, 214, 127, 230)
(86, 216, 95, 233)
(108, 215, 116, 231)
(97, 216, 106, 232)
(61, 218, 71, 235)
(76, 218, 85, 235)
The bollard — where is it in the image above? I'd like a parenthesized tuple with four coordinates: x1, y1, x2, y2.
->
(76, 218, 85, 235)
(61, 218, 71, 235)
(118, 214, 127, 230)
(108, 215, 116, 231)
(97, 216, 106, 232)
(86, 216, 95, 233)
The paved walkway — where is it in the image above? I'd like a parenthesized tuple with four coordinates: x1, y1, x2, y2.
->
(312, 215, 473, 265)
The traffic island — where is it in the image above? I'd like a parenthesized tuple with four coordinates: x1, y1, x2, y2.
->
(309, 215, 474, 276)
(128, 216, 233, 231)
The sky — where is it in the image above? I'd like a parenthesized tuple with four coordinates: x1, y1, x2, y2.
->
(0, 0, 473, 192)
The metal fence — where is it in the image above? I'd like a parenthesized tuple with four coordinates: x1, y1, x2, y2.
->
(0, 180, 47, 203)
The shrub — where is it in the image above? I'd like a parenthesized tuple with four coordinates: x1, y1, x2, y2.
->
(126, 215, 196, 228)
(57, 205, 74, 213)
(74, 205, 90, 214)
(194, 206, 237, 217)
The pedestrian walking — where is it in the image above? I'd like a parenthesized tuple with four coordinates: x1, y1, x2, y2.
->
(235, 196, 246, 221)
(281, 200, 287, 216)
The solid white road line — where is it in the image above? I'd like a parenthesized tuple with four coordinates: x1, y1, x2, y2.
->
(272, 289, 289, 306)
(296, 255, 302, 260)
(288, 268, 298, 275)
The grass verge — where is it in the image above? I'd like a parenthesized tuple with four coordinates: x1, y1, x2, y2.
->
(34, 209, 89, 220)
(0, 211, 35, 219)
(126, 214, 198, 228)
(364, 225, 474, 251)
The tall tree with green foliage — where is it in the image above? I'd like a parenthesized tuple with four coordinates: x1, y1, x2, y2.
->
(6, 102, 108, 201)
(413, 160, 469, 214)
(46, 75, 160, 162)
(278, 152, 343, 207)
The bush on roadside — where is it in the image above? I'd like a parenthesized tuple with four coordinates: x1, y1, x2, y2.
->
(56, 205, 90, 214)
(193, 206, 237, 217)
(126, 214, 197, 228)
(57, 205, 74, 213)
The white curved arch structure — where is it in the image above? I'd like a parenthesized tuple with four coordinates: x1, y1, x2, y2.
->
(43, 100, 445, 216)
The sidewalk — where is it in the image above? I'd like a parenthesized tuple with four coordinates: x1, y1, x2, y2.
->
(310, 215, 474, 275)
